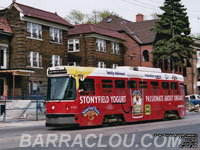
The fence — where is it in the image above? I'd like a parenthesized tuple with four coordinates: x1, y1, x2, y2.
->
(0, 95, 46, 122)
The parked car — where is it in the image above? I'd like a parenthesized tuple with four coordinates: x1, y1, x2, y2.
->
(185, 94, 200, 105)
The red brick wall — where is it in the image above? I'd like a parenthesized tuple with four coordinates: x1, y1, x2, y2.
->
(141, 45, 153, 67)
(121, 33, 153, 67)
(121, 33, 141, 66)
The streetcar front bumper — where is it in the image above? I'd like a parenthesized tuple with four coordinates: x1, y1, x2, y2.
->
(46, 114, 79, 127)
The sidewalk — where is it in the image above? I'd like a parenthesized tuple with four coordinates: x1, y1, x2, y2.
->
(0, 120, 45, 129)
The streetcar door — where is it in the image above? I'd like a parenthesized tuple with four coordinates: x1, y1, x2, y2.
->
(79, 78, 99, 126)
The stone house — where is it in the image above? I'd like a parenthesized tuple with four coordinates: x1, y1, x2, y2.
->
(0, 17, 13, 97)
(0, 2, 72, 97)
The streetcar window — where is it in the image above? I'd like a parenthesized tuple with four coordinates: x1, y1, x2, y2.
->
(47, 77, 76, 100)
(79, 78, 95, 95)
(171, 82, 178, 94)
(115, 80, 125, 88)
(150, 81, 159, 95)
(180, 83, 185, 95)
(162, 82, 169, 89)
(171, 82, 177, 89)
(139, 81, 148, 88)
(127, 80, 137, 88)
(139, 81, 148, 95)
(162, 82, 170, 95)
(102, 80, 113, 88)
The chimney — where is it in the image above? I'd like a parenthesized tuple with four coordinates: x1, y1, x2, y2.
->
(136, 13, 144, 22)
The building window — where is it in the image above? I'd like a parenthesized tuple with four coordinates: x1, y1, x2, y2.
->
(96, 39, 106, 52)
(68, 39, 80, 52)
(143, 50, 149, 62)
(27, 22, 42, 39)
(0, 47, 7, 69)
(51, 55, 62, 67)
(112, 64, 118, 69)
(50, 27, 62, 43)
(68, 62, 79, 66)
(28, 51, 42, 68)
(111, 42, 120, 54)
(97, 62, 105, 68)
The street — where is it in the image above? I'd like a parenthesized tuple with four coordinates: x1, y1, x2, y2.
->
(0, 112, 199, 150)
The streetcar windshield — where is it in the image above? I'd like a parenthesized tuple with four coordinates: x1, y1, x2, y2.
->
(47, 77, 76, 100)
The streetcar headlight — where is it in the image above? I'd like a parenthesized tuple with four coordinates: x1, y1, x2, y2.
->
(52, 105, 55, 110)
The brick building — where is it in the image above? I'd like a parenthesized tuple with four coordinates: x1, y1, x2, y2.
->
(0, 17, 13, 97)
(67, 23, 124, 68)
(192, 38, 200, 95)
(98, 14, 156, 68)
(0, 2, 72, 97)
(98, 14, 197, 95)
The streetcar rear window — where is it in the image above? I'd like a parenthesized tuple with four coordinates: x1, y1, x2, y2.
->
(180, 83, 185, 95)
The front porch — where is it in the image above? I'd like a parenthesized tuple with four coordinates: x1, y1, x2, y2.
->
(0, 69, 34, 97)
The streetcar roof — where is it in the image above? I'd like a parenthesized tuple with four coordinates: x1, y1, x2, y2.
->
(47, 66, 184, 82)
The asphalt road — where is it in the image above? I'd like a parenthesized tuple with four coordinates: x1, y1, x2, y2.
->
(0, 112, 199, 150)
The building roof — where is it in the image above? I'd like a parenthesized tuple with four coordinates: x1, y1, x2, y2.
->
(13, 2, 73, 27)
(98, 15, 157, 44)
(0, 17, 13, 34)
(68, 23, 124, 40)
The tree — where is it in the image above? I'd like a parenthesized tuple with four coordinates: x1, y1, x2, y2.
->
(65, 10, 86, 25)
(88, 10, 119, 24)
(65, 9, 119, 25)
(153, 0, 194, 71)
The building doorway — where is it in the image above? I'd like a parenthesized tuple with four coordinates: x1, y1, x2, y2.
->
(0, 79, 5, 96)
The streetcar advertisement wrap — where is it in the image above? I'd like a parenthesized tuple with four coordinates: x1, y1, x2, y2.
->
(46, 66, 186, 127)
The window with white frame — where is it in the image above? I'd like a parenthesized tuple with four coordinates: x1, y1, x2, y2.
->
(27, 22, 42, 39)
(28, 51, 42, 67)
(50, 27, 63, 43)
(97, 61, 105, 68)
(112, 64, 118, 69)
(0, 47, 7, 69)
(96, 39, 106, 52)
(68, 62, 79, 66)
(111, 42, 120, 54)
(51, 55, 62, 67)
(68, 39, 80, 52)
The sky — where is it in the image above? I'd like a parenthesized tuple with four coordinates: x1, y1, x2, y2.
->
(1, 0, 200, 35)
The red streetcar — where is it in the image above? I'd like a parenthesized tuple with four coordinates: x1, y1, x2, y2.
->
(46, 66, 186, 127)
